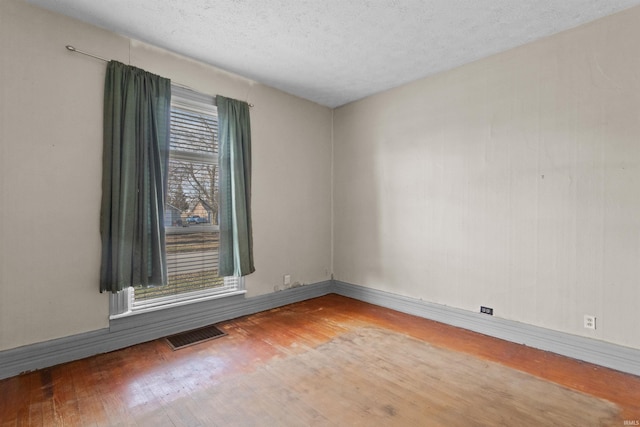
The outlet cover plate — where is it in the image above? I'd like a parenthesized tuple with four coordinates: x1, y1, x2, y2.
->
(584, 315, 596, 330)
(480, 306, 493, 315)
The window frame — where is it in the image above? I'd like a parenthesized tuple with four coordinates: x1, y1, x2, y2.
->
(109, 85, 245, 318)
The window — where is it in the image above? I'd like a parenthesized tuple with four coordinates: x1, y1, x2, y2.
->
(110, 86, 243, 316)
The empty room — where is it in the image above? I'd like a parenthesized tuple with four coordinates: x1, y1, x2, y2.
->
(1, 0, 640, 425)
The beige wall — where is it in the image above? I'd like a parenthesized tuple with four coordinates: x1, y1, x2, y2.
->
(333, 7, 640, 349)
(0, 0, 332, 351)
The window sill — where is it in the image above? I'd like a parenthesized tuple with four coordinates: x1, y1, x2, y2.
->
(109, 289, 247, 320)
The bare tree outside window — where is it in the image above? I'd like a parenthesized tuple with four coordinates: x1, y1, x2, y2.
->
(168, 159, 218, 225)
(166, 106, 219, 224)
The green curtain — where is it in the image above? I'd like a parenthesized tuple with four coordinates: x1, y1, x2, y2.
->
(217, 95, 255, 277)
(100, 61, 171, 293)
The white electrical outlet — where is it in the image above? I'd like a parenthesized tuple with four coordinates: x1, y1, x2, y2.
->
(283, 274, 291, 286)
(584, 315, 596, 330)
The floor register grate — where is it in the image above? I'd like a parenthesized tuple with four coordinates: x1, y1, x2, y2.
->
(165, 325, 227, 350)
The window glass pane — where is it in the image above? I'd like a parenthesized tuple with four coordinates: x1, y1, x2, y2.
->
(167, 159, 218, 225)
(134, 227, 226, 301)
(170, 106, 217, 155)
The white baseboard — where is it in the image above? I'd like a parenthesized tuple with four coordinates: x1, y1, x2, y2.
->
(333, 280, 640, 377)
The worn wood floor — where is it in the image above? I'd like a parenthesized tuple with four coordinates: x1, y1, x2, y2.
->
(1, 294, 639, 426)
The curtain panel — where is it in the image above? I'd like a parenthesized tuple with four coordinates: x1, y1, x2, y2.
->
(100, 61, 171, 293)
(217, 96, 255, 277)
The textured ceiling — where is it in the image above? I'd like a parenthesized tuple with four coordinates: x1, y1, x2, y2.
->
(26, 0, 640, 107)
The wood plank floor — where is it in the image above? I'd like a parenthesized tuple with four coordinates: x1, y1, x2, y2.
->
(1, 294, 639, 426)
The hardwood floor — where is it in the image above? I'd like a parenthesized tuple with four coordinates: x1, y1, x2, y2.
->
(1, 294, 639, 426)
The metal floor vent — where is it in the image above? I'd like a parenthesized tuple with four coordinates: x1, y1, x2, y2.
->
(165, 325, 227, 350)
